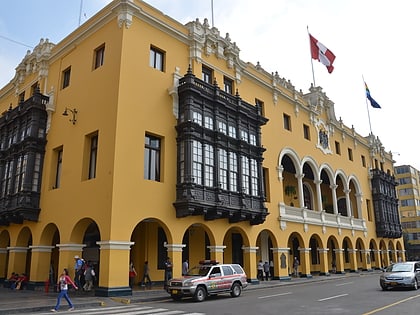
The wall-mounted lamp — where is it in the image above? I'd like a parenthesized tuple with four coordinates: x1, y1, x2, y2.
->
(62, 107, 78, 124)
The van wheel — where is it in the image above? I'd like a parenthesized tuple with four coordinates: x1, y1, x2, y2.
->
(413, 280, 418, 290)
(230, 283, 242, 297)
(194, 286, 206, 302)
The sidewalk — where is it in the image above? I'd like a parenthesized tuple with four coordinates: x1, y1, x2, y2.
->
(0, 271, 380, 314)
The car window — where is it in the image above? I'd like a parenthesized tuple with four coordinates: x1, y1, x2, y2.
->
(231, 264, 245, 274)
(388, 263, 413, 272)
(210, 267, 221, 277)
(222, 265, 233, 275)
(187, 266, 212, 276)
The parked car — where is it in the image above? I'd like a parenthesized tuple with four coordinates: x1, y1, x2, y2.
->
(167, 260, 248, 302)
(380, 261, 420, 290)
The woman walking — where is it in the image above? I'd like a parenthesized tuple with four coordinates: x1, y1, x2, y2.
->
(51, 268, 78, 312)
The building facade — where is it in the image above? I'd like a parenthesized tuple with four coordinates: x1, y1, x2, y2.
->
(395, 165, 420, 260)
(0, 0, 404, 296)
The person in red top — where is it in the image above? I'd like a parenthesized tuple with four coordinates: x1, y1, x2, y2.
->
(15, 273, 28, 290)
(51, 268, 78, 312)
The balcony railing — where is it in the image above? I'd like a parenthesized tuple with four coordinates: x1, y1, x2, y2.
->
(279, 203, 367, 232)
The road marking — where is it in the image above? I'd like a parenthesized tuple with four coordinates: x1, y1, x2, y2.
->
(362, 293, 420, 315)
(258, 291, 293, 299)
(335, 281, 354, 286)
(318, 293, 348, 301)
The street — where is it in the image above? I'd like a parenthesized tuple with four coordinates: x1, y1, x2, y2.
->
(11, 273, 420, 314)
(142, 273, 420, 315)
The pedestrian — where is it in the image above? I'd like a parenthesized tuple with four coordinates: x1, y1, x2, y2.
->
(257, 260, 264, 280)
(129, 262, 137, 288)
(73, 255, 84, 289)
(182, 259, 189, 276)
(164, 257, 173, 289)
(140, 261, 152, 287)
(293, 256, 300, 277)
(263, 261, 270, 281)
(332, 260, 336, 274)
(83, 261, 95, 291)
(51, 268, 78, 312)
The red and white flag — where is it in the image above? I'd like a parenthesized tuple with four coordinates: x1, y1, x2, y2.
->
(309, 34, 336, 73)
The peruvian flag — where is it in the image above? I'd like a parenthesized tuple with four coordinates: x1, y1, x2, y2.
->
(309, 34, 336, 73)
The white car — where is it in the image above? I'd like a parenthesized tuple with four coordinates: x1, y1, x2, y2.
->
(167, 260, 248, 302)
(380, 261, 420, 290)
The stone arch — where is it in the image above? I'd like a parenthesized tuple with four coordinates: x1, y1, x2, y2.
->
(327, 235, 339, 272)
(223, 226, 250, 265)
(38, 223, 60, 284)
(280, 149, 301, 207)
(287, 232, 305, 276)
(355, 238, 366, 270)
(14, 226, 33, 277)
(319, 164, 335, 213)
(342, 236, 353, 270)
(0, 230, 11, 279)
(335, 172, 349, 216)
(369, 239, 380, 268)
(348, 176, 362, 219)
(308, 233, 324, 272)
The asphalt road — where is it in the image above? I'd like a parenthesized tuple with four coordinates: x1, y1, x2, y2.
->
(142, 273, 420, 315)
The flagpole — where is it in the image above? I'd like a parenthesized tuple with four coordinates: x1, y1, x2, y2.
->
(307, 26, 316, 87)
(211, 0, 214, 28)
(362, 75, 373, 135)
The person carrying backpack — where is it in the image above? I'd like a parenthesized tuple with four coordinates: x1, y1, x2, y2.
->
(73, 255, 84, 288)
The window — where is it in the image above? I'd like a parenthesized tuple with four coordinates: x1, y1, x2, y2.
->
(144, 134, 161, 181)
(202, 66, 213, 84)
(204, 116, 213, 130)
(249, 133, 257, 145)
(303, 124, 310, 140)
(192, 112, 202, 126)
(229, 153, 238, 192)
(241, 156, 250, 194)
(31, 82, 39, 95)
(218, 121, 227, 134)
(361, 155, 366, 167)
(88, 134, 98, 180)
(348, 148, 353, 161)
(366, 199, 372, 221)
(204, 144, 214, 187)
(192, 140, 203, 184)
(62, 67, 71, 89)
(19, 92, 25, 103)
(150, 46, 165, 71)
(250, 159, 258, 196)
(240, 130, 248, 142)
(54, 147, 63, 189)
(263, 167, 270, 202)
(32, 153, 42, 192)
(219, 149, 228, 190)
(14, 154, 27, 194)
(228, 125, 236, 138)
(94, 44, 105, 69)
(224, 76, 233, 94)
(335, 141, 341, 155)
(255, 99, 265, 116)
(283, 114, 291, 131)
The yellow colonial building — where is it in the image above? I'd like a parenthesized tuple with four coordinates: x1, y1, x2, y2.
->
(0, 0, 404, 296)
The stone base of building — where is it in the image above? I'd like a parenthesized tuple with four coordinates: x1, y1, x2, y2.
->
(279, 276, 292, 281)
(95, 286, 132, 297)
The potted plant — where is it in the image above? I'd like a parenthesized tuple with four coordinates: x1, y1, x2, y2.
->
(284, 185, 297, 206)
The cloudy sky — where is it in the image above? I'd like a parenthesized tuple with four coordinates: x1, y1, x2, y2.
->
(1, 0, 419, 170)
